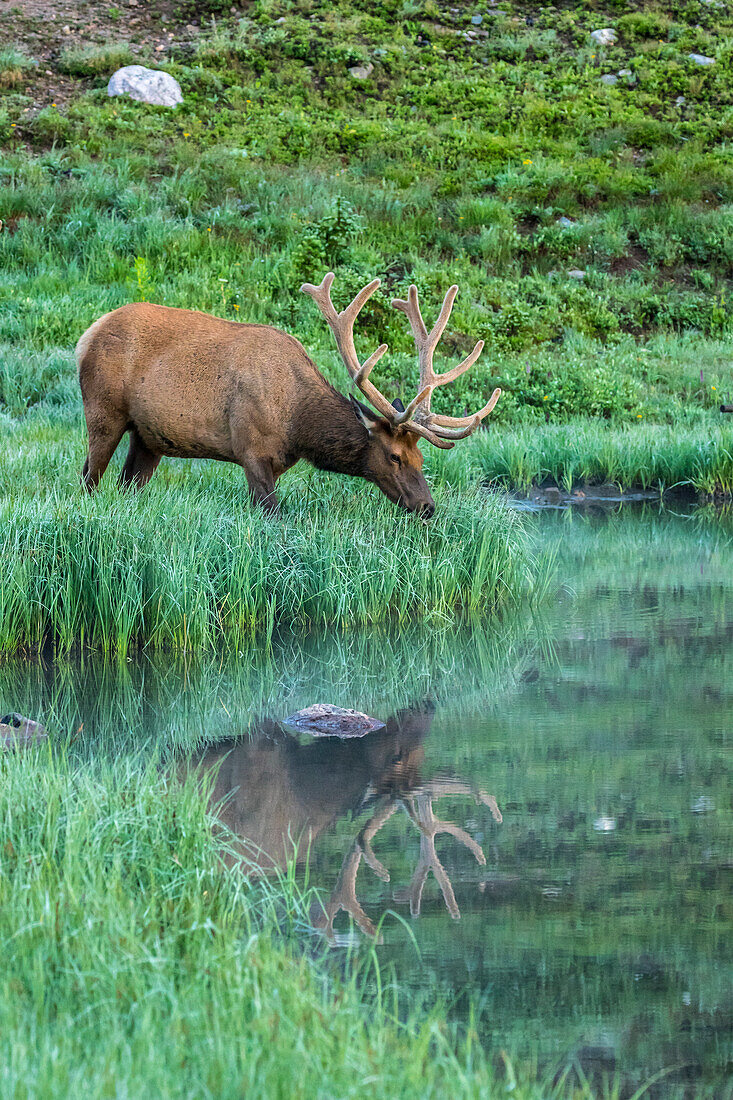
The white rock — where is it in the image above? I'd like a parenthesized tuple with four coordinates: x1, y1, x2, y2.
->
(107, 65, 183, 107)
(568, 268, 586, 280)
(593, 816, 616, 832)
(618, 69, 632, 76)
(676, 95, 686, 106)
(600, 74, 618, 85)
(590, 28, 616, 46)
(557, 216, 574, 227)
(689, 53, 715, 65)
(348, 61, 374, 79)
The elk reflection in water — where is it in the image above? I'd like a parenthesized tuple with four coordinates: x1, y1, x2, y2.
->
(179, 702, 502, 940)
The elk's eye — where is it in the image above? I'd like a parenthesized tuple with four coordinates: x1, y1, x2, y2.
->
(389, 454, 401, 467)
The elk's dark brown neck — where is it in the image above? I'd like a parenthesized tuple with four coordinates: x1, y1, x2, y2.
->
(295, 381, 370, 477)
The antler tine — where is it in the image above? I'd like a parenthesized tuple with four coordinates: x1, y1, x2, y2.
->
(391, 283, 502, 444)
(358, 797, 398, 882)
(301, 272, 400, 423)
(312, 842, 378, 940)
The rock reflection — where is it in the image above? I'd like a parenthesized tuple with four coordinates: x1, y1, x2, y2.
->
(179, 701, 501, 940)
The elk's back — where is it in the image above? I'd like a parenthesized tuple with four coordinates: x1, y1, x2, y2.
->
(76, 302, 315, 459)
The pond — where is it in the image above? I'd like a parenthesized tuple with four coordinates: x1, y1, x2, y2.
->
(2, 504, 731, 1095)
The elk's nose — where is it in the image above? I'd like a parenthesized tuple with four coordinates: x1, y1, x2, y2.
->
(421, 501, 435, 520)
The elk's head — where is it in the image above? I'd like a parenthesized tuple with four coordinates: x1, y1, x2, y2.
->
(302, 273, 501, 517)
(348, 394, 434, 517)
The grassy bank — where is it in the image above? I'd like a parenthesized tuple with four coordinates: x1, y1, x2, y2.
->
(1, 749, 556, 1100)
(0, 413, 535, 654)
(450, 418, 733, 495)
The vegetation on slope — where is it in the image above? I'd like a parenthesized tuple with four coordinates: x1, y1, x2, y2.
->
(1, 0, 733, 434)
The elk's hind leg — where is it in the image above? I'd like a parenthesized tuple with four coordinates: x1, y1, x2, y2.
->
(119, 429, 161, 489)
(81, 410, 127, 492)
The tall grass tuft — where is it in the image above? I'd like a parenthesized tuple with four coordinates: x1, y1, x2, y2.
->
(458, 419, 733, 495)
(0, 461, 535, 655)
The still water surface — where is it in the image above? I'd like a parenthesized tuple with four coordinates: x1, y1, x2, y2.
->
(3, 506, 731, 1093)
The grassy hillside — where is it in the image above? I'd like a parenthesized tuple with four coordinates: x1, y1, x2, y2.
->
(1, 0, 733, 443)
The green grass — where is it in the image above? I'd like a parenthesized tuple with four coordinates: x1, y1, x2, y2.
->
(0, 413, 536, 654)
(460, 418, 733, 495)
(2, 0, 733, 439)
(0, 749, 563, 1100)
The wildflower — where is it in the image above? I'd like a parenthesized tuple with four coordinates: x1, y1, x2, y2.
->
(233, 303, 240, 312)
(207, 227, 211, 231)
(637, 413, 642, 418)
(183, 131, 190, 137)
(523, 158, 532, 165)
(712, 386, 716, 390)
(543, 395, 548, 400)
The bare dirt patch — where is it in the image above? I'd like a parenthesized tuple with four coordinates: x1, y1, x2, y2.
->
(0, 0, 240, 108)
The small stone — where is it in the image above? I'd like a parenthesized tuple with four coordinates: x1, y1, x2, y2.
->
(348, 61, 374, 79)
(471, 14, 483, 24)
(62, 24, 71, 33)
(281, 704, 385, 739)
(618, 68, 632, 76)
(567, 268, 585, 280)
(128, 0, 138, 5)
(594, 816, 617, 832)
(691, 795, 715, 814)
(590, 28, 616, 46)
(0, 713, 48, 749)
(557, 216, 574, 227)
(600, 74, 618, 85)
(689, 53, 715, 65)
(274, 15, 286, 23)
(107, 65, 183, 107)
(155, 44, 166, 52)
(676, 95, 686, 106)
(45, 69, 53, 75)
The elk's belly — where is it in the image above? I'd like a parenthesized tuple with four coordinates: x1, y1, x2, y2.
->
(127, 357, 238, 461)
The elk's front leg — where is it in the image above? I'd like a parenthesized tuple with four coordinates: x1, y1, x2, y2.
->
(240, 457, 279, 515)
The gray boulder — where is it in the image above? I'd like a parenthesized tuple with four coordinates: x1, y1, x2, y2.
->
(590, 28, 616, 46)
(348, 61, 374, 80)
(107, 65, 183, 107)
(688, 53, 715, 66)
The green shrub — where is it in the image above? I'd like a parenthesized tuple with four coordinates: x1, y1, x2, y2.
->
(0, 47, 35, 88)
(58, 43, 134, 78)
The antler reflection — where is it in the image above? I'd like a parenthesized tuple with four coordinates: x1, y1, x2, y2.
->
(317, 780, 502, 941)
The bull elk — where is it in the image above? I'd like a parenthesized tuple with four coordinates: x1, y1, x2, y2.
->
(179, 703, 502, 939)
(76, 273, 500, 516)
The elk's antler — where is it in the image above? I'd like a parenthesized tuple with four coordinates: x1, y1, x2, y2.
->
(313, 783, 501, 939)
(311, 842, 379, 940)
(301, 273, 500, 449)
(392, 284, 501, 441)
(395, 791, 489, 919)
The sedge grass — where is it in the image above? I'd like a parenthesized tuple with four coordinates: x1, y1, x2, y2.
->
(449, 418, 733, 496)
(0, 427, 535, 655)
(0, 749, 555, 1100)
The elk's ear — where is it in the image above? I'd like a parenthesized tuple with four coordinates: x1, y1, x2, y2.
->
(349, 394, 382, 433)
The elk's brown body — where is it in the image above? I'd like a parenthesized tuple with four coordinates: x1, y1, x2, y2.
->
(77, 275, 500, 515)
